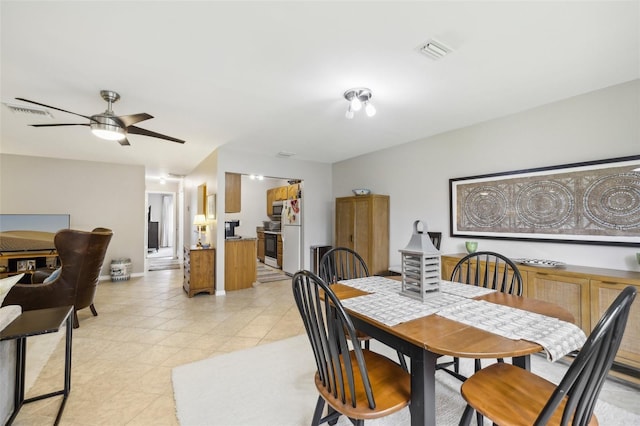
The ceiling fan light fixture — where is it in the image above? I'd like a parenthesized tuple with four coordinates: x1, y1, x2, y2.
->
(91, 122, 126, 141)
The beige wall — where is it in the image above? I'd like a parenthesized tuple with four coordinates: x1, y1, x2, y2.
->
(333, 80, 640, 271)
(0, 154, 146, 276)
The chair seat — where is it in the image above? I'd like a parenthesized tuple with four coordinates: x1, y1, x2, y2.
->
(315, 350, 410, 420)
(461, 362, 598, 426)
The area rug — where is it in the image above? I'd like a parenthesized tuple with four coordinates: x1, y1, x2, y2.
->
(148, 257, 181, 271)
(256, 263, 287, 283)
(172, 335, 640, 426)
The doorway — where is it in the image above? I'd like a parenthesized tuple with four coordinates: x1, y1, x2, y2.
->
(147, 192, 180, 270)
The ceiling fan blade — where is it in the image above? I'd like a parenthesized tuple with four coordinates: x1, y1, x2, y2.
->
(15, 98, 96, 122)
(118, 138, 131, 146)
(118, 113, 153, 128)
(128, 126, 185, 144)
(30, 123, 89, 127)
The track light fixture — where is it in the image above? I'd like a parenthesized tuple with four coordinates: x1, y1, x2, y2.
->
(344, 88, 376, 119)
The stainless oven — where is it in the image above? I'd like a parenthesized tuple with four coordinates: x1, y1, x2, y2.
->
(264, 232, 279, 268)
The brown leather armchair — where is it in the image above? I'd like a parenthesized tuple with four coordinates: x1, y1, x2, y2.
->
(2, 227, 113, 328)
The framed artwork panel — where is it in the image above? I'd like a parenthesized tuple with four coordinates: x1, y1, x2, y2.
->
(449, 155, 640, 246)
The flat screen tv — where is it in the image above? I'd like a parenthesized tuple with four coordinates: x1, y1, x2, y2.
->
(0, 214, 70, 252)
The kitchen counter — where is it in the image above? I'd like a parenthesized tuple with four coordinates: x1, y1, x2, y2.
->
(225, 236, 258, 241)
(225, 238, 257, 291)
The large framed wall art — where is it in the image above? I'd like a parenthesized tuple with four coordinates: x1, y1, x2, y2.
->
(449, 155, 640, 247)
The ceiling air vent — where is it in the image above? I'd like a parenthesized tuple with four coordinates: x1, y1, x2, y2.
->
(418, 39, 452, 60)
(3, 102, 54, 118)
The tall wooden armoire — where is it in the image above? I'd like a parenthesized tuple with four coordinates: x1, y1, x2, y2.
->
(335, 194, 389, 275)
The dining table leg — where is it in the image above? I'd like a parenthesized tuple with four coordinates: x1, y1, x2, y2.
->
(513, 354, 531, 370)
(409, 348, 439, 426)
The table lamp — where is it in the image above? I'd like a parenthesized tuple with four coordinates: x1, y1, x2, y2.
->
(194, 214, 207, 247)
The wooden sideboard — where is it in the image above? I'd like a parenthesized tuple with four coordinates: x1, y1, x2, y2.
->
(442, 253, 640, 380)
(183, 246, 215, 297)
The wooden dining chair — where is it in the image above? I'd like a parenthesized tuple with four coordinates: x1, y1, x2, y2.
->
(292, 270, 411, 426)
(319, 247, 408, 371)
(460, 285, 637, 426)
(443, 251, 524, 424)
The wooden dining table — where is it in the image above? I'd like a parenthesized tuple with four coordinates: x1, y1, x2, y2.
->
(331, 282, 575, 426)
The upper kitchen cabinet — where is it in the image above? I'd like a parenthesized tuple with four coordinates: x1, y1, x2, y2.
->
(266, 188, 276, 216)
(335, 194, 389, 275)
(276, 186, 288, 201)
(287, 183, 299, 199)
(225, 172, 241, 213)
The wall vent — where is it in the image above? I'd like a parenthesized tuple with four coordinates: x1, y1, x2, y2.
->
(418, 39, 452, 60)
(3, 102, 54, 118)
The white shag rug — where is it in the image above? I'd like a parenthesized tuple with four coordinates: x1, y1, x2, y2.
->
(172, 335, 640, 426)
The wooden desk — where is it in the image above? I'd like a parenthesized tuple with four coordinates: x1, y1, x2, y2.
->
(331, 283, 575, 426)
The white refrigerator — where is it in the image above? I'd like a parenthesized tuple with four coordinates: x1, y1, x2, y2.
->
(281, 199, 302, 275)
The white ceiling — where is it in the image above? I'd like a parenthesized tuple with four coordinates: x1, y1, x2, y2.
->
(1, 1, 638, 178)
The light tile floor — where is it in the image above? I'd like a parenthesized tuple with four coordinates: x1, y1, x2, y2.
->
(12, 269, 302, 425)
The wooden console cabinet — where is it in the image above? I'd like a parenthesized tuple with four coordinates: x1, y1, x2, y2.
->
(183, 246, 215, 297)
(0, 251, 59, 283)
(442, 253, 640, 377)
(335, 194, 389, 275)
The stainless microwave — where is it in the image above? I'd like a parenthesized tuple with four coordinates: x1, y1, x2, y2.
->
(272, 201, 283, 216)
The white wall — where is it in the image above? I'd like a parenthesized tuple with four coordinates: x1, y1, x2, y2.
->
(0, 154, 146, 275)
(333, 80, 640, 272)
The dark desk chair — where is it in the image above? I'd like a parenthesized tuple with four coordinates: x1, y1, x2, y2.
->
(460, 285, 636, 426)
(3, 228, 113, 328)
(292, 270, 411, 426)
(319, 247, 408, 371)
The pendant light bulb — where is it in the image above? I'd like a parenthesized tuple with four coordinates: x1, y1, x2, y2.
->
(351, 95, 362, 112)
(365, 101, 376, 117)
(345, 106, 355, 119)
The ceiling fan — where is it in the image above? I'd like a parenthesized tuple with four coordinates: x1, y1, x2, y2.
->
(15, 90, 185, 146)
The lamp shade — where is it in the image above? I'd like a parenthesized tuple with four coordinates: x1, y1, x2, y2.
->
(193, 214, 207, 226)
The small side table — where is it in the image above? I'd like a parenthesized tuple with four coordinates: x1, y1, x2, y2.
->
(0, 306, 73, 426)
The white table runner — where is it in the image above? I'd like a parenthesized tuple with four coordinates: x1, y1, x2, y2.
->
(339, 276, 586, 361)
(437, 300, 586, 362)
(340, 277, 494, 326)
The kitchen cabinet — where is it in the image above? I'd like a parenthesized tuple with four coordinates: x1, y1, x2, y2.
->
(225, 172, 241, 213)
(266, 188, 276, 216)
(277, 234, 283, 267)
(183, 246, 215, 297)
(225, 238, 257, 291)
(257, 230, 265, 262)
(287, 183, 299, 199)
(442, 253, 640, 381)
(276, 186, 288, 201)
(335, 194, 389, 275)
